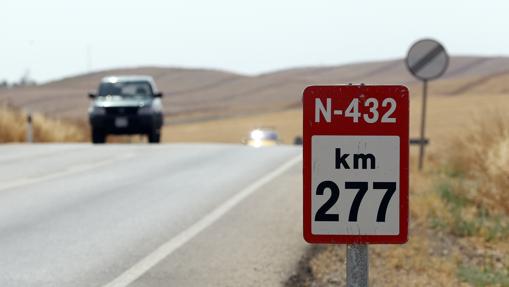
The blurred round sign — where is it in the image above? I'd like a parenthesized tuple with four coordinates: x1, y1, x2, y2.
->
(406, 39, 448, 81)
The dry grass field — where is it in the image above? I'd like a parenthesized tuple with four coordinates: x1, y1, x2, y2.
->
(164, 92, 509, 148)
(162, 108, 303, 144)
(0, 105, 87, 143)
(2, 56, 509, 124)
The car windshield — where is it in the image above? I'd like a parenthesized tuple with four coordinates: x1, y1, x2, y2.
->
(98, 81, 153, 98)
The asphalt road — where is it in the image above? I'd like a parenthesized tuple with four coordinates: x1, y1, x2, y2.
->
(0, 144, 305, 287)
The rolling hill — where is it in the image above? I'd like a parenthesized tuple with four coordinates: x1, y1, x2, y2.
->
(1, 56, 509, 123)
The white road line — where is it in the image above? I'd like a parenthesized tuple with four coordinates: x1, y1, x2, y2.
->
(0, 153, 135, 192)
(102, 154, 302, 287)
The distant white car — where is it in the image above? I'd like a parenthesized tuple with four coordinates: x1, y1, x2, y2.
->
(244, 128, 280, 148)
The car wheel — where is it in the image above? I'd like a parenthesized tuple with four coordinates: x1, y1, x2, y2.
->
(92, 128, 106, 144)
(147, 130, 161, 143)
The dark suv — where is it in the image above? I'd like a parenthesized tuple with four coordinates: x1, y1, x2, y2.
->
(88, 76, 164, 144)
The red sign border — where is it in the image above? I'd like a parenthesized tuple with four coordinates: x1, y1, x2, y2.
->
(303, 85, 409, 244)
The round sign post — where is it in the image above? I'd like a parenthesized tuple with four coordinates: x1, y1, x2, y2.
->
(406, 39, 449, 171)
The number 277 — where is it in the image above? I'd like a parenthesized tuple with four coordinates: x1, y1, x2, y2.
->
(315, 181, 396, 222)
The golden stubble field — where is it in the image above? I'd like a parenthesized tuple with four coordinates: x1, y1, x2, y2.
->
(163, 92, 509, 149)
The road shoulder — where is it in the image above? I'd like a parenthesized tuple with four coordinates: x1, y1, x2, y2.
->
(130, 164, 306, 287)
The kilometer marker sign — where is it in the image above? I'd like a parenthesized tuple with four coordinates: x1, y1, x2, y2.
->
(303, 85, 409, 244)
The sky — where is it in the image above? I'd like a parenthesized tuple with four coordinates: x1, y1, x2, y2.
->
(2, 0, 508, 83)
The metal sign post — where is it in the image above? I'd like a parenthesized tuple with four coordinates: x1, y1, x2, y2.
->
(347, 244, 368, 287)
(405, 39, 449, 171)
(26, 112, 33, 143)
(303, 85, 409, 286)
(418, 80, 428, 170)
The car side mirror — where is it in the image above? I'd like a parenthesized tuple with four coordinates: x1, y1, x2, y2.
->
(154, 92, 163, 98)
(88, 92, 96, 99)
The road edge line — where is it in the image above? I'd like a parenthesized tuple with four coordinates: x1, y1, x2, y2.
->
(102, 153, 302, 287)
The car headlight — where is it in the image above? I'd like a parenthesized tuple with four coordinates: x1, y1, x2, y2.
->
(138, 105, 153, 115)
(90, 106, 106, 115)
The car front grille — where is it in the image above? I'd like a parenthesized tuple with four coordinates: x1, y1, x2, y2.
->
(105, 107, 139, 116)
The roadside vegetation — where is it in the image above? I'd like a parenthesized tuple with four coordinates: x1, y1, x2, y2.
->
(0, 104, 88, 142)
(288, 112, 509, 287)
